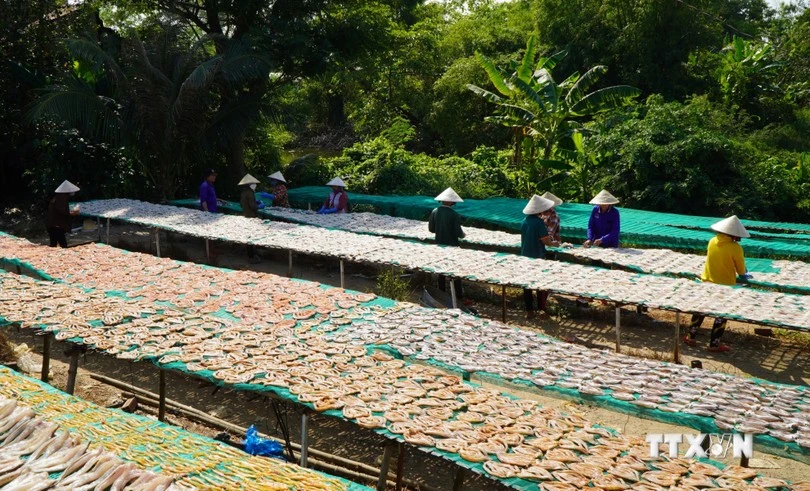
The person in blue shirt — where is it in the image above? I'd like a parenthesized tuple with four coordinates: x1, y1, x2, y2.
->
(584, 189, 620, 248)
(199, 169, 218, 213)
(521, 195, 559, 319)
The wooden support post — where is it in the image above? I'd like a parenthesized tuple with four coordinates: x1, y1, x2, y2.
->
(155, 228, 161, 258)
(205, 239, 210, 261)
(377, 444, 395, 491)
(106, 218, 110, 244)
(41, 334, 51, 383)
(614, 306, 621, 353)
(395, 443, 406, 491)
(97, 217, 102, 242)
(673, 312, 681, 364)
(740, 453, 749, 468)
(501, 286, 506, 323)
(288, 250, 293, 277)
(340, 259, 345, 289)
(449, 280, 458, 310)
(158, 370, 166, 422)
(15, 264, 21, 275)
(300, 413, 310, 467)
(452, 468, 466, 491)
(66, 348, 80, 395)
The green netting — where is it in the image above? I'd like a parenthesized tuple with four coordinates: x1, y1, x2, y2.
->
(286, 187, 810, 258)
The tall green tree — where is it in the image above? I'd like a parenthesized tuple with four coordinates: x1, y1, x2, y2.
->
(468, 34, 640, 191)
(28, 27, 272, 199)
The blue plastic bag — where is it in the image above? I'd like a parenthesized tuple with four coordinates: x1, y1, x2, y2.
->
(244, 425, 285, 458)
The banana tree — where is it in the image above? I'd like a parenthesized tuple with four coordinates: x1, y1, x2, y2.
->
(467, 34, 640, 185)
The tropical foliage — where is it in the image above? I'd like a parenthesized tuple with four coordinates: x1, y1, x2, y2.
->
(467, 34, 640, 194)
(2, 0, 810, 222)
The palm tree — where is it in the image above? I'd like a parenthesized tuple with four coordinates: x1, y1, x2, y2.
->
(468, 34, 640, 186)
(27, 27, 272, 199)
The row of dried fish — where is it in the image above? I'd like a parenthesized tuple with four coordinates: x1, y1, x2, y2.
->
(263, 207, 522, 248)
(2, 234, 810, 451)
(261, 205, 810, 292)
(0, 368, 355, 491)
(0, 272, 790, 489)
(331, 305, 810, 447)
(75, 199, 810, 331)
(0, 234, 381, 327)
(0, 397, 191, 491)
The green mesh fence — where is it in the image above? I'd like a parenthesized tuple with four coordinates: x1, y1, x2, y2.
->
(285, 187, 810, 258)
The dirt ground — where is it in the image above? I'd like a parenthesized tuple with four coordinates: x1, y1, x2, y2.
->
(4, 223, 810, 489)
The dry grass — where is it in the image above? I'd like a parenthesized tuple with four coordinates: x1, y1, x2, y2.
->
(772, 328, 810, 350)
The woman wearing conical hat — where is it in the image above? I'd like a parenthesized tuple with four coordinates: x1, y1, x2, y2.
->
(684, 215, 750, 353)
(46, 180, 80, 248)
(258, 171, 290, 208)
(521, 195, 559, 319)
(540, 191, 563, 244)
(319, 177, 348, 214)
(429, 188, 466, 300)
(583, 190, 620, 248)
(238, 174, 262, 263)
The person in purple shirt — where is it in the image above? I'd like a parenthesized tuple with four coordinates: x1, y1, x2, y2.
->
(583, 189, 620, 248)
(200, 168, 218, 212)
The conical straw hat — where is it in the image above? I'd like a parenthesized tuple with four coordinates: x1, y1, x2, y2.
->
(541, 191, 563, 207)
(589, 189, 619, 205)
(268, 171, 286, 183)
(434, 187, 463, 203)
(326, 177, 346, 187)
(55, 180, 80, 193)
(523, 195, 555, 215)
(238, 174, 260, 186)
(711, 215, 750, 238)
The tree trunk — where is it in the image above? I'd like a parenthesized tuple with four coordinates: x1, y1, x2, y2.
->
(229, 137, 247, 177)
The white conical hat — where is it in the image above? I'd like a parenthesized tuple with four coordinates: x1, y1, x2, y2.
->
(326, 177, 346, 187)
(268, 171, 286, 183)
(434, 187, 463, 203)
(523, 195, 555, 215)
(711, 215, 750, 238)
(238, 174, 260, 186)
(541, 191, 563, 207)
(589, 189, 619, 205)
(55, 180, 80, 193)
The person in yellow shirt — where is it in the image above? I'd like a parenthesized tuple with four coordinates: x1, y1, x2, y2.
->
(683, 215, 750, 352)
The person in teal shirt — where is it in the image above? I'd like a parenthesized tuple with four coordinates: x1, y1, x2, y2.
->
(521, 195, 559, 319)
(429, 187, 466, 301)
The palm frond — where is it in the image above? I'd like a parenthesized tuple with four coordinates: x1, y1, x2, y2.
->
(518, 34, 539, 83)
(128, 36, 172, 88)
(25, 78, 121, 142)
(66, 38, 125, 87)
(475, 52, 512, 97)
(569, 85, 640, 116)
(566, 65, 608, 106)
(467, 84, 504, 104)
(536, 49, 567, 72)
(511, 77, 548, 115)
(204, 91, 267, 148)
